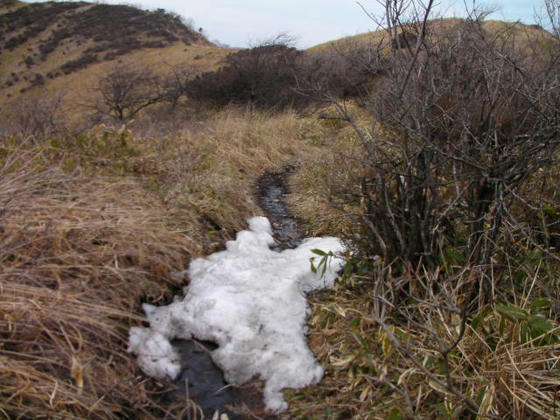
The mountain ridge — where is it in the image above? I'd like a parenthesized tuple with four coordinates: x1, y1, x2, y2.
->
(0, 1, 215, 100)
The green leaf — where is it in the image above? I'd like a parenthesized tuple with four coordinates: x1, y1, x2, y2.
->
(543, 204, 558, 216)
(499, 316, 505, 336)
(349, 317, 361, 329)
(521, 322, 530, 343)
(471, 306, 492, 330)
(435, 402, 449, 417)
(342, 261, 353, 278)
(387, 408, 403, 420)
(424, 355, 435, 370)
(310, 258, 317, 273)
(528, 315, 557, 342)
(311, 249, 327, 256)
(496, 303, 528, 321)
(530, 298, 551, 311)
(443, 246, 466, 266)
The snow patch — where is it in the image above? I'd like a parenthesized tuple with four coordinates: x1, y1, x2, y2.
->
(128, 216, 346, 411)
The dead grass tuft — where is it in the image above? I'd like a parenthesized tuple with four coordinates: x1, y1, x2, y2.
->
(0, 147, 201, 418)
(284, 265, 560, 419)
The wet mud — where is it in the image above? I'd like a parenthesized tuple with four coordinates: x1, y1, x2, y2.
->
(256, 168, 304, 251)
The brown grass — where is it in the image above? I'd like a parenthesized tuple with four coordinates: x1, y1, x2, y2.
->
(287, 104, 371, 238)
(0, 105, 338, 418)
(283, 273, 560, 419)
(2, 13, 558, 418)
(139, 107, 334, 238)
(0, 144, 207, 418)
(3, 103, 559, 420)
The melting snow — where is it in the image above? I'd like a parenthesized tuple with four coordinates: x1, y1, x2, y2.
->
(128, 216, 346, 411)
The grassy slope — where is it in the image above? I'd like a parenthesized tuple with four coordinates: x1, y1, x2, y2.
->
(308, 17, 547, 53)
(0, 1, 228, 119)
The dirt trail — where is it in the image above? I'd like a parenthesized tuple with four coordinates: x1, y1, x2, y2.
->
(256, 167, 304, 251)
(159, 168, 301, 419)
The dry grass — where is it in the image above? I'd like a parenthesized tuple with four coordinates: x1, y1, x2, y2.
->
(0, 144, 207, 418)
(2, 104, 559, 419)
(283, 269, 560, 419)
(2, 13, 557, 418)
(139, 107, 333, 238)
(287, 104, 371, 238)
(0, 105, 338, 418)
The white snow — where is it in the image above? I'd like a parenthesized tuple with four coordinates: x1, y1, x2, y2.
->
(128, 216, 345, 411)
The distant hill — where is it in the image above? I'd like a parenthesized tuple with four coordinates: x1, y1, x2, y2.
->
(2, 3, 553, 125)
(307, 17, 550, 52)
(0, 1, 228, 114)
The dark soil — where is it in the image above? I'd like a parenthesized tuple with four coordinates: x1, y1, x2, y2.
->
(256, 166, 304, 251)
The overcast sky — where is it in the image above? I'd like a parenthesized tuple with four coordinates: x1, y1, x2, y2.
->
(27, 0, 544, 48)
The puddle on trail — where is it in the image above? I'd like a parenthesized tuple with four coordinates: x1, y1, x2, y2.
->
(162, 170, 300, 419)
(171, 340, 239, 417)
(256, 169, 304, 251)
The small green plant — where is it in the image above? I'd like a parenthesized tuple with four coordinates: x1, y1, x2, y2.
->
(472, 300, 559, 346)
(310, 248, 335, 277)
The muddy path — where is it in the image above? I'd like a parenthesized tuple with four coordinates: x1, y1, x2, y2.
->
(256, 167, 305, 251)
(160, 168, 302, 419)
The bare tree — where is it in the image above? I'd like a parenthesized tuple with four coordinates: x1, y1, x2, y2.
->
(543, 0, 560, 37)
(161, 64, 196, 108)
(92, 65, 164, 122)
(320, 0, 560, 302)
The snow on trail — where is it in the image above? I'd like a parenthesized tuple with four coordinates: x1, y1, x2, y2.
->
(128, 216, 346, 411)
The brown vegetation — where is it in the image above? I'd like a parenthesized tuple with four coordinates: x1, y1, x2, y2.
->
(0, 144, 200, 418)
(1, 1, 560, 419)
(0, 1, 212, 99)
(283, 1, 560, 418)
(0, 2, 205, 63)
(0, 106, 331, 418)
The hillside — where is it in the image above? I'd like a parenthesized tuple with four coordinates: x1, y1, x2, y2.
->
(309, 17, 550, 52)
(0, 1, 228, 118)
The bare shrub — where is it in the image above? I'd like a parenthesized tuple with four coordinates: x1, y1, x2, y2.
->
(90, 65, 165, 122)
(187, 36, 307, 110)
(60, 52, 98, 74)
(1, 93, 66, 142)
(542, 0, 560, 38)
(160, 63, 200, 108)
(325, 2, 560, 282)
(300, 37, 386, 100)
(293, 0, 560, 417)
